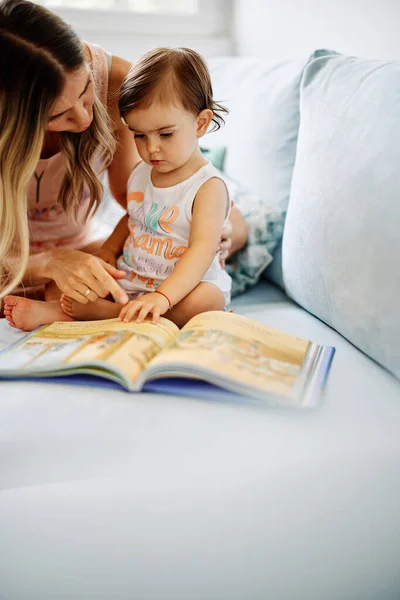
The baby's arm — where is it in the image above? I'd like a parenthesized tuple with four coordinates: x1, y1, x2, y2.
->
(119, 178, 228, 323)
(160, 177, 228, 302)
(96, 214, 129, 267)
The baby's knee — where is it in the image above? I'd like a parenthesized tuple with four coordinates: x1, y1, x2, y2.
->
(187, 283, 225, 314)
(169, 284, 225, 328)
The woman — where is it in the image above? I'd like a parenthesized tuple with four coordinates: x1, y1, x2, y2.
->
(0, 0, 248, 329)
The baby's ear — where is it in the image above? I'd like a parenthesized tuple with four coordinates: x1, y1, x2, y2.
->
(196, 109, 213, 138)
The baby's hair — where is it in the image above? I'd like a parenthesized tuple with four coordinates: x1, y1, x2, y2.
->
(119, 47, 228, 132)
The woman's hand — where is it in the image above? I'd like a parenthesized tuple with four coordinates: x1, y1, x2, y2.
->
(119, 292, 170, 324)
(218, 219, 233, 268)
(219, 205, 248, 267)
(46, 249, 129, 304)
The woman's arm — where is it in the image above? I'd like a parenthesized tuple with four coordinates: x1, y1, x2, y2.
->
(20, 252, 54, 287)
(218, 205, 248, 266)
(106, 55, 141, 207)
(227, 205, 249, 256)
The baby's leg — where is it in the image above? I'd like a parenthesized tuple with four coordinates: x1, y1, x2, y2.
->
(44, 280, 63, 303)
(166, 282, 225, 329)
(3, 280, 71, 331)
(61, 296, 122, 321)
(3, 294, 73, 331)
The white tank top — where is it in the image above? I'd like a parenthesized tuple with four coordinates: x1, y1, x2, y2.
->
(117, 160, 232, 299)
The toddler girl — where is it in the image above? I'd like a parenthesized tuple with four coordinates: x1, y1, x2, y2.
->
(62, 47, 232, 328)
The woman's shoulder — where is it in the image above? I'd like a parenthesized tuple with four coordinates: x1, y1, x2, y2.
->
(83, 42, 110, 104)
(105, 52, 132, 129)
(108, 54, 132, 99)
(83, 42, 131, 106)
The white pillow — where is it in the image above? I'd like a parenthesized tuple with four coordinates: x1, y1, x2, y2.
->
(283, 51, 400, 379)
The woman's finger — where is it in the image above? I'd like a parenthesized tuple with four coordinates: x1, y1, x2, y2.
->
(77, 285, 99, 303)
(63, 283, 92, 304)
(219, 236, 232, 252)
(82, 274, 110, 300)
(92, 260, 129, 304)
(65, 278, 101, 304)
(220, 219, 233, 239)
(100, 260, 127, 280)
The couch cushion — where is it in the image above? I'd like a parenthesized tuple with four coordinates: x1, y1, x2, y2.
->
(207, 55, 316, 287)
(1, 302, 400, 599)
(283, 50, 400, 379)
(207, 56, 305, 209)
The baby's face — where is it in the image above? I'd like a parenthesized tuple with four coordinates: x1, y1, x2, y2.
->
(124, 102, 200, 173)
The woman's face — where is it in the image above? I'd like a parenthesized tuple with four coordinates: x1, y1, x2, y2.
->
(47, 65, 95, 133)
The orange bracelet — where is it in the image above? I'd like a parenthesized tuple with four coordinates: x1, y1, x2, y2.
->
(154, 289, 173, 310)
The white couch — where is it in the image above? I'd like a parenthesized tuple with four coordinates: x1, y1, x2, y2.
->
(1, 52, 400, 600)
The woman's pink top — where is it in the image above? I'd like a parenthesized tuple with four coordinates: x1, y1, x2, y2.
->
(27, 43, 110, 253)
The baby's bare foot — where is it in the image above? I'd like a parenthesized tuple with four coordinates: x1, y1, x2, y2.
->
(4, 296, 73, 332)
(60, 295, 121, 321)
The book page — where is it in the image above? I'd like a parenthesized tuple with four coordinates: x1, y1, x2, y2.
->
(0, 318, 178, 386)
(147, 311, 310, 396)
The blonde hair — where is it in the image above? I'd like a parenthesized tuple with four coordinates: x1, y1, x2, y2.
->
(59, 94, 115, 221)
(119, 47, 228, 132)
(0, 0, 116, 297)
(0, 90, 50, 297)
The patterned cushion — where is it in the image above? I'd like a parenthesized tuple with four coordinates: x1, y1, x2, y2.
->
(222, 175, 284, 297)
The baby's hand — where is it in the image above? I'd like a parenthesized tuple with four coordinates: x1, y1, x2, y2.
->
(119, 292, 170, 324)
(95, 246, 117, 268)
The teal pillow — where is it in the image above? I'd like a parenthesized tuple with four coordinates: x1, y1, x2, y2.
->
(283, 50, 400, 379)
(200, 145, 226, 171)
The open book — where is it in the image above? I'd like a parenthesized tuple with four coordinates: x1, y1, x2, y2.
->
(0, 311, 335, 408)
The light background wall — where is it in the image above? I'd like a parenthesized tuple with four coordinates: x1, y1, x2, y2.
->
(48, 1, 400, 61)
(51, 0, 233, 61)
(233, 0, 400, 60)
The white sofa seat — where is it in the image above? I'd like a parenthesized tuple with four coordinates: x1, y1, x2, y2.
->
(1, 282, 399, 600)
